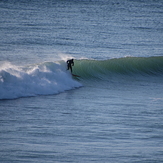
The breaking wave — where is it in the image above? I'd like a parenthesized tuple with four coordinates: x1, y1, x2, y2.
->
(0, 61, 82, 100)
(1, 56, 163, 100)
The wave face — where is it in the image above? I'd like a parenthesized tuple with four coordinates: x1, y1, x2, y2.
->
(73, 56, 163, 80)
(1, 56, 163, 99)
(0, 61, 82, 100)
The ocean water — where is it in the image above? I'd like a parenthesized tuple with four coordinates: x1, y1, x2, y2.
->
(0, 0, 163, 162)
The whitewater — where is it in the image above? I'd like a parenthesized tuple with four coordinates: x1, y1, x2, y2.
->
(0, 61, 81, 99)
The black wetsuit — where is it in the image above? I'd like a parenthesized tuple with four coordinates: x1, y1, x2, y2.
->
(67, 59, 74, 73)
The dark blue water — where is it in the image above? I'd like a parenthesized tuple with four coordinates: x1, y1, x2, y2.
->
(0, 0, 163, 162)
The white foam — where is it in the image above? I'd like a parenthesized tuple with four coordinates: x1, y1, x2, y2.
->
(0, 61, 82, 100)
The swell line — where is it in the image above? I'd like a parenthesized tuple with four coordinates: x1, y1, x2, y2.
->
(73, 56, 163, 79)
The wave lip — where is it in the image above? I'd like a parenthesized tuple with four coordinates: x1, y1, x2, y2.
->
(0, 61, 82, 100)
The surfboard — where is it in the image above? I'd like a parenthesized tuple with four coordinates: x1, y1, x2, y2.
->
(72, 74, 80, 77)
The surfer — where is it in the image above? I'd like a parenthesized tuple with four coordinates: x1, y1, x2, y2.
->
(67, 59, 74, 73)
